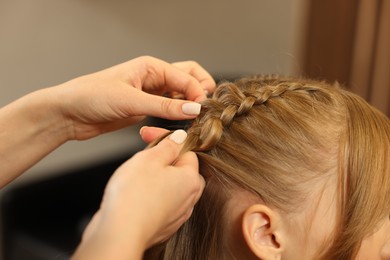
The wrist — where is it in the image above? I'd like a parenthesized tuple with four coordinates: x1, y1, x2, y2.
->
(0, 87, 70, 186)
(72, 223, 146, 260)
(26, 87, 71, 144)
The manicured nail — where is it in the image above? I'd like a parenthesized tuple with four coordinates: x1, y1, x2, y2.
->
(182, 102, 201, 115)
(139, 126, 147, 135)
(169, 129, 187, 144)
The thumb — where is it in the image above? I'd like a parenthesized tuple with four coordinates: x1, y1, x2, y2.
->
(132, 91, 201, 120)
(145, 129, 188, 165)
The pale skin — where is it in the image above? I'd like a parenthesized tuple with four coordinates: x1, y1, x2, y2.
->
(225, 176, 390, 259)
(0, 56, 215, 259)
(73, 130, 205, 259)
(142, 127, 390, 260)
(3, 55, 388, 259)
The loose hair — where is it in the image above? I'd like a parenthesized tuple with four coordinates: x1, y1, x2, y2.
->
(145, 76, 390, 259)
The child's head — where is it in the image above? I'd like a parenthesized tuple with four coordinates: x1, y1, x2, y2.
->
(147, 76, 390, 259)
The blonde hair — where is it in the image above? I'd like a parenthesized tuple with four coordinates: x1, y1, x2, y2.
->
(145, 76, 390, 259)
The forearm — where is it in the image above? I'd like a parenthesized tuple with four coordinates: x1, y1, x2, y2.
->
(72, 213, 146, 260)
(0, 88, 69, 187)
(72, 238, 144, 260)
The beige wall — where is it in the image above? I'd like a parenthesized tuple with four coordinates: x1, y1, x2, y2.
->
(0, 0, 307, 184)
(0, 1, 308, 257)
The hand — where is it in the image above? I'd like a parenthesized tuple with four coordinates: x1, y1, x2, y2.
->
(54, 56, 215, 140)
(140, 126, 171, 144)
(0, 55, 214, 187)
(73, 130, 205, 260)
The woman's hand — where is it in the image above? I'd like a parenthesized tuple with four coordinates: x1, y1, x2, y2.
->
(55, 56, 215, 140)
(73, 130, 205, 260)
(0, 56, 214, 187)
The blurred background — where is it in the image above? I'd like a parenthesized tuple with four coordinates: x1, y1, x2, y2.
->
(0, 0, 388, 259)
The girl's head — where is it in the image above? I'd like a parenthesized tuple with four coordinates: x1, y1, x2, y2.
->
(146, 76, 390, 259)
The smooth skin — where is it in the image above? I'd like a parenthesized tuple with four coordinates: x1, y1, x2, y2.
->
(0, 56, 215, 259)
(73, 130, 205, 259)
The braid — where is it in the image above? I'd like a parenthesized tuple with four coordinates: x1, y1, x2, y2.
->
(147, 75, 390, 260)
(187, 76, 322, 152)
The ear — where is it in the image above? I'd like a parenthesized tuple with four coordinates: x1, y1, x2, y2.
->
(242, 204, 285, 260)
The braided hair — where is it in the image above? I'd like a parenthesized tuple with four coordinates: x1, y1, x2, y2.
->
(145, 75, 390, 260)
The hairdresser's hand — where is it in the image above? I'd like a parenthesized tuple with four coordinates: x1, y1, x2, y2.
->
(0, 56, 214, 187)
(56, 56, 215, 140)
(140, 126, 171, 143)
(73, 130, 205, 260)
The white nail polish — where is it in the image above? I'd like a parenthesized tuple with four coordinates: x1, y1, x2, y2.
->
(182, 103, 201, 115)
(169, 130, 187, 144)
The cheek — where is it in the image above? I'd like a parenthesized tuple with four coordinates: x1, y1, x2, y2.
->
(381, 239, 390, 259)
(380, 221, 390, 259)
(355, 221, 390, 260)
(356, 238, 381, 259)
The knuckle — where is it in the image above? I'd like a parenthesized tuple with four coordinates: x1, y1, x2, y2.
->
(183, 208, 194, 221)
(186, 60, 199, 67)
(138, 55, 154, 62)
(186, 61, 200, 75)
(132, 150, 148, 161)
(166, 141, 179, 157)
(135, 55, 157, 69)
(160, 98, 175, 115)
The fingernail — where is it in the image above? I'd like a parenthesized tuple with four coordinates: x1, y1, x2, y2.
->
(204, 90, 209, 96)
(182, 102, 201, 115)
(169, 129, 187, 144)
(139, 126, 147, 135)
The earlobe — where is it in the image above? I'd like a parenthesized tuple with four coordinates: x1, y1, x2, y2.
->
(242, 204, 284, 260)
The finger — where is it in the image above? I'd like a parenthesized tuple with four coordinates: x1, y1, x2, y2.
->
(172, 61, 216, 95)
(182, 207, 194, 222)
(74, 116, 144, 141)
(145, 129, 188, 165)
(97, 116, 144, 133)
(135, 56, 208, 102)
(139, 126, 170, 143)
(173, 150, 199, 170)
(174, 152, 205, 203)
(194, 174, 206, 202)
(81, 211, 102, 243)
(131, 90, 201, 120)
